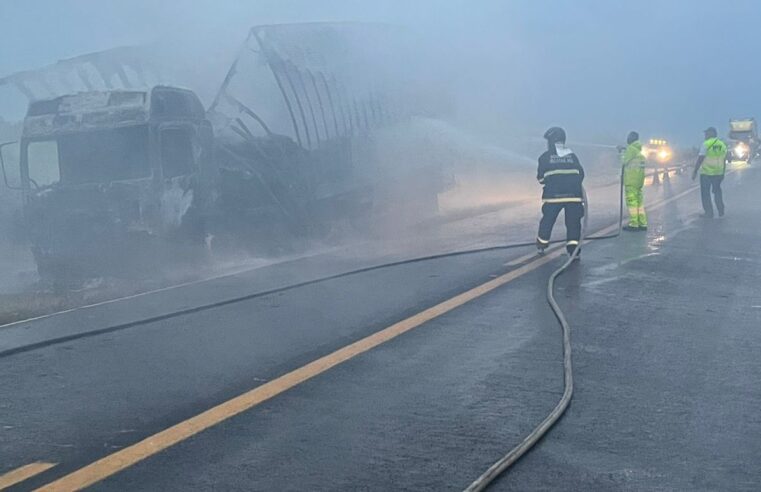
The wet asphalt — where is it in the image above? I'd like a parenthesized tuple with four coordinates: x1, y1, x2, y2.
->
(2, 167, 760, 491)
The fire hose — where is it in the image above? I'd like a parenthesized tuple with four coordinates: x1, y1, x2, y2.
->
(463, 185, 594, 492)
(2, 165, 673, 486)
(0, 168, 626, 358)
(0, 146, 693, 491)
(463, 163, 689, 490)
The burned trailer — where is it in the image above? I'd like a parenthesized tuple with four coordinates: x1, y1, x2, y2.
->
(211, 130, 376, 254)
(14, 86, 215, 281)
(205, 22, 418, 247)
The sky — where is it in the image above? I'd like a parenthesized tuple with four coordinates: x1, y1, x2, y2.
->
(1, 0, 761, 145)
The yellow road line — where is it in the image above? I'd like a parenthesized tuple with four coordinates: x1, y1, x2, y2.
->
(36, 253, 568, 491)
(503, 247, 556, 267)
(37, 181, 705, 492)
(0, 462, 56, 490)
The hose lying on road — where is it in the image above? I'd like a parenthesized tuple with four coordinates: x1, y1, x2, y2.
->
(1, 165, 694, 489)
(0, 237, 578, 358)
(0, 171, 625, 359)
(462, 166, 685, 489)
(464, 163, 691, 490)
(463, 185, 596, 492)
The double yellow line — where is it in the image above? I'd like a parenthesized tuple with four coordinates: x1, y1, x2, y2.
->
(22, 182, 702, 491)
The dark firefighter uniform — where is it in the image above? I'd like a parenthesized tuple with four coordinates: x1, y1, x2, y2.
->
(536, 127, 585, 256)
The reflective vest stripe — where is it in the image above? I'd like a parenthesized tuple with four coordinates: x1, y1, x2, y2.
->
(543, 169, 580, 177)
(543, 197, 583, 203)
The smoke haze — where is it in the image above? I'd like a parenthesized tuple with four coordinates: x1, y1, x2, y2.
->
(3, 0, 761, 145)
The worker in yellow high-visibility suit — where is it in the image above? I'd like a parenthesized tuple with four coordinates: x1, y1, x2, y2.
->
(620, 131, 647, 231)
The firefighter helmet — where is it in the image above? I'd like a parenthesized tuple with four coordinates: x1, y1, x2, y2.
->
(543, 126, 566, 144)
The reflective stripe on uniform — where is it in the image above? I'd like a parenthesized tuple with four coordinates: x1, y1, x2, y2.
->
(543, 169, 580, 177)
(536, 237, 550, 244)
(566, 240, 579, 246)
(543, 197, 583, 203)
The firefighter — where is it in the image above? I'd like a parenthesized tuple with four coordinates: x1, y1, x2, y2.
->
(620, 131, 647, 231)
(692, 127, 729, 218)
(536, 126, 585, 258)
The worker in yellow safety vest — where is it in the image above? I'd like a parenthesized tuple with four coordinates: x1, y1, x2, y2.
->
(620, 131, 647, 231)
(692, 127, 730, 218)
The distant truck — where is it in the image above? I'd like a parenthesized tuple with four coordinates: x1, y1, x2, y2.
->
(642, 138, 673, 166)
(728, 118, 758, 164)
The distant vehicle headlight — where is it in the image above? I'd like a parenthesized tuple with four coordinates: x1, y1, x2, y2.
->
(734, 143, 748, 158)
(657, 148, 671, 163)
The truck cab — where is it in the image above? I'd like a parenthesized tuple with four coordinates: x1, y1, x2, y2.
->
(728, 118, 757, 165)
(9, 86, 215, 280)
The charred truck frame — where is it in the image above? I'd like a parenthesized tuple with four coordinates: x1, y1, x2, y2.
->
(0, 24, 438, 282)
(10, 87, 214, 280)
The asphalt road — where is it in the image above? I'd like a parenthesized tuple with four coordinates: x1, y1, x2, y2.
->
(2, 166, 759, 491)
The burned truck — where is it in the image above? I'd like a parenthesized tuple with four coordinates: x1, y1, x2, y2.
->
(5, 87, 211, 279)
(2, 84, 393, 280)
(0, 24, 444, 282)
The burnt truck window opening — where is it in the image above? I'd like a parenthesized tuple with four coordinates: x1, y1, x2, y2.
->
(26, 140, 60, 187)
(27, 125, 151, 186)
